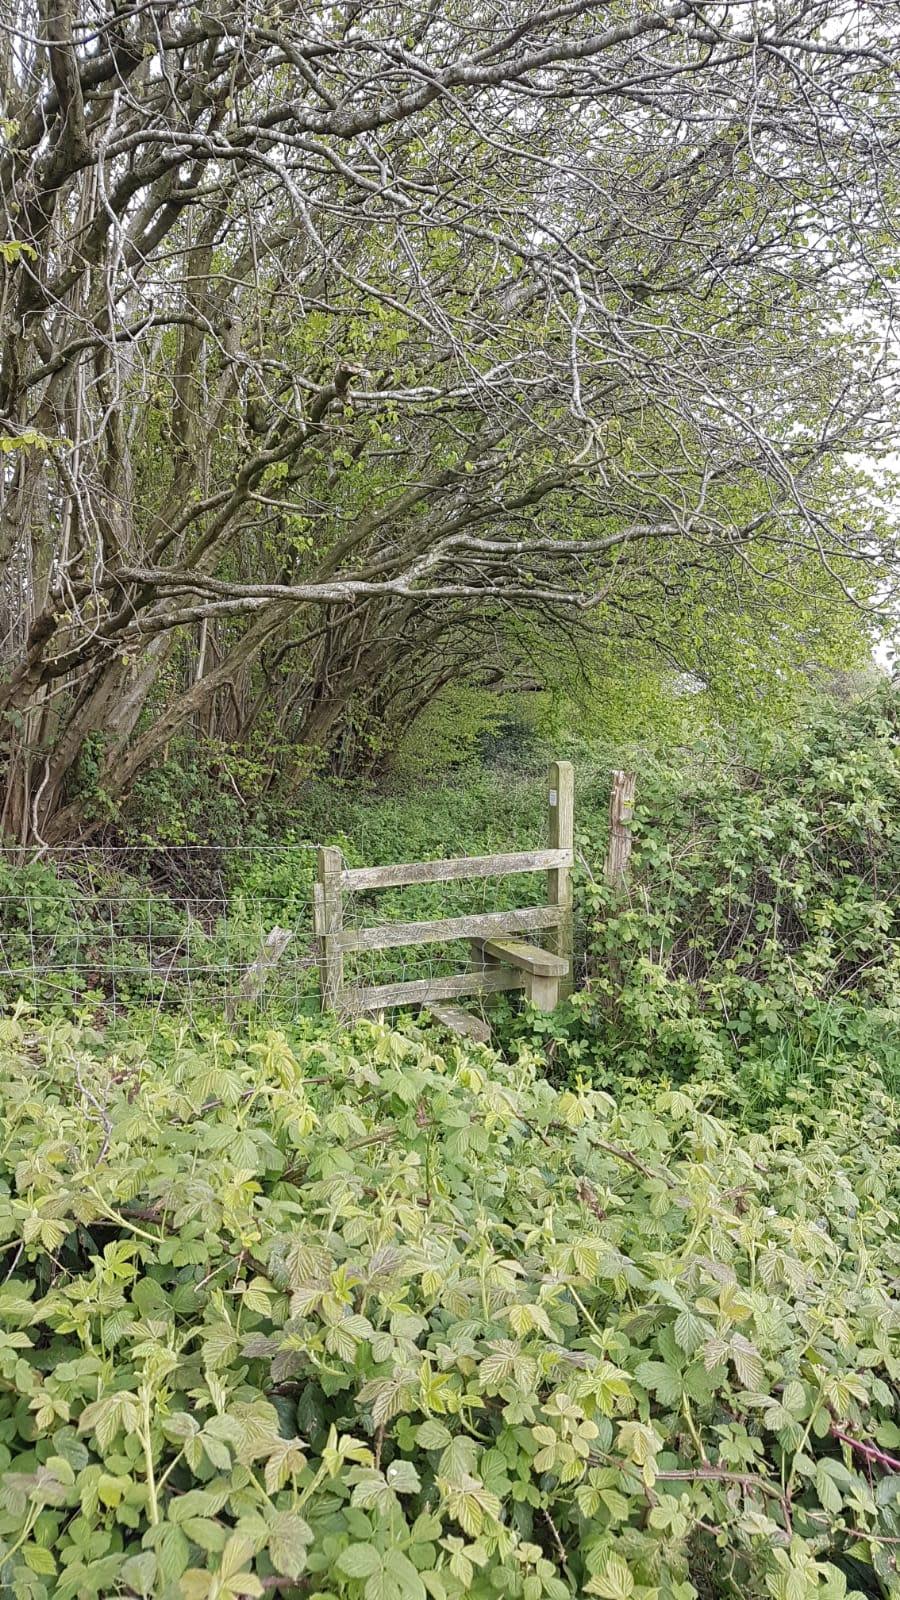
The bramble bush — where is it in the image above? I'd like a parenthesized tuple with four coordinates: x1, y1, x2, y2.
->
(508, 689, 900, 1113)
(0, 1009, 898, 1599)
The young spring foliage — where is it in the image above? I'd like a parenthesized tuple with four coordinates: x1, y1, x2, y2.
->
(531, 688, 900, 1111)
(0, 1012, 898, 1598)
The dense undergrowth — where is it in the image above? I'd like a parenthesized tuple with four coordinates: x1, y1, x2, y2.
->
(0, 768, 559, 1018)
(506, 689, 900, 1114)
(4, 692, 899, 1095)
(1, 689, 899, 1596)
(0, 1012, 898, 1600)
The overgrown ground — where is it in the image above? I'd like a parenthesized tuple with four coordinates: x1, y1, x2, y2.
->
(0, 690, 899, 1599)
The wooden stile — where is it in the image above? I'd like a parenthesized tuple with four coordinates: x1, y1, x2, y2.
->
(429, 1003, 492, 1045)
(341, 847, 570, 892)
(347, 967, 527, 1013)
(476, 937, 568, 978)
(336, 903, 560, 954)
(316, 760, 577, 1030)
(473, 935, 568, 1011)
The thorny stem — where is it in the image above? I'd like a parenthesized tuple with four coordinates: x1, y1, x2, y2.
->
(86, 1190, 166, 1246)
(592, 1451, 795, 1535)
(682, 1396, 708, 1464)
(831, 1426, 900, 1474)
(567, 1282, 606, 1342)
(2, 1505, 40, 1569)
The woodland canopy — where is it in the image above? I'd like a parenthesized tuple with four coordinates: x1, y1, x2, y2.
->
(1, 0, 899, 842)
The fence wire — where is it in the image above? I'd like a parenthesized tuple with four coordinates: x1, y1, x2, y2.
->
(0, 839, 582, 1028)
(0, 844, 321, 1023)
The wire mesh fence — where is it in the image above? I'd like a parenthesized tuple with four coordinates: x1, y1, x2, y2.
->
(0, 844, 322, 1023)
(0, 834, 582, 1029)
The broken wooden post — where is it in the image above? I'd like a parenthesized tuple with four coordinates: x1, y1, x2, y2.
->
(547, 759, 574, 996)
(226, 925, 294, 1022)
(605, 770, 636, 889)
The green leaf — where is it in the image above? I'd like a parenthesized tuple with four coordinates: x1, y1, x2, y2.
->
(264, 1437, 307, 1494)
(120, 1552, 157, 1596)
(351, 1471, 395, 1514)
(814, 1463, 843, 1515)
(267, 1512, 312, 1580)
(78, 1392, 140, 1452)
(338, 1544, 383, 1579)
(386, 1459, 422, 1494)
(384, 1547, 428, 1600)
(23, 1544, 56, 1575)
(416, 1420, 452, 1450)
(731, 1335, 764, 1391)
(182, 1517, 229, 1552)
(364, 1572, 396, 1600)
(586, 1553, 635, 1599)
(146, 1521, 190, 1583)
(635, 1360, 682, 1407)
(673, 1308, 711, 1356)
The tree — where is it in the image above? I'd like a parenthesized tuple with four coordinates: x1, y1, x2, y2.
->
(0, 0, 897, 841)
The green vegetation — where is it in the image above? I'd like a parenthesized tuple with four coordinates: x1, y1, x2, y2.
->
(0, 1010, 898, 1600)
(6, 688, 900, 1084)
(516, 688, 900, 1114)
(1, 686, 900, 1598)
(1, 6, 898, 1595)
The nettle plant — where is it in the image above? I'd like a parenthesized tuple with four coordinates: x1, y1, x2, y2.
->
(0, 1011, 898, 1600)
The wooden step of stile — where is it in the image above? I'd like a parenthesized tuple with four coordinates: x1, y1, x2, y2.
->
(428, 1003, 492, 1045)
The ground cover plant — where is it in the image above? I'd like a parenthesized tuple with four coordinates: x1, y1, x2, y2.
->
(0, 1009, 898, 1600)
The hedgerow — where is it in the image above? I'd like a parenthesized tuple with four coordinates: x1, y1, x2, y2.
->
(509, 689, 900, 1112)
(0, 1010, 898, 1599)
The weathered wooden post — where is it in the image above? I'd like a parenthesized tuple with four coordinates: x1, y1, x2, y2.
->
(314, 845, 345, 1015)
(546, 759, 574, 997)
(605, 770, 636, 889)
(225, 925, 294, 1022)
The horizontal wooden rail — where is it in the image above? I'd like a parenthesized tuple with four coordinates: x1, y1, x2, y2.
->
(336, 904, 560, 954)
(317, 760, 576, 1033)
(345, 967, 526, 1013)
(341, 847, 571, 892)
(477, 937, 568, 977)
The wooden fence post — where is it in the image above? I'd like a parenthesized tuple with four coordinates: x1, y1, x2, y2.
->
(605, 770, 636, 889)
(315, 845, 345, 1014)
(547, 759, 574, 996)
